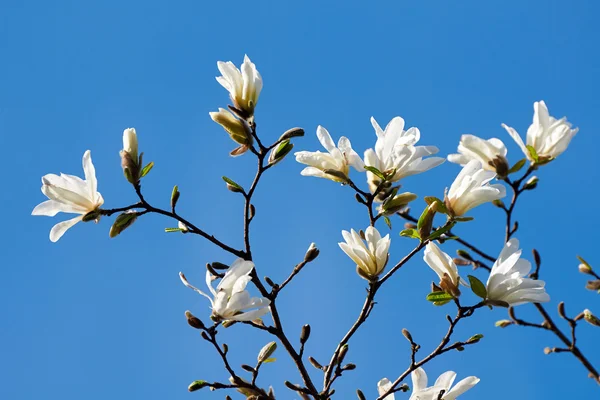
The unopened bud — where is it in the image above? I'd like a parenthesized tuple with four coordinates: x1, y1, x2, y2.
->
(122, 128, 139, 162)
(401, 328, 413, 343)
(417, 201, 438, 240)
(342, 363, 356, 371)
(309, 356, 323, 370)
(200, 331, 210, 341)
(188, 380, 208, 392)
(210, 108, 253, 146)
(557, 302, 567, 319)
(467, 334, 483, 344)
(523, 176, 539, 190)
(284, 381, 303, 392)
(544, 347, 553, 355)
(171, 185, 180, 210)
(453, 257, 471, 266)
(490, 156, 509, 178)
(109, 211, 138, 238)
(264, 276, 276, 287)
(492, 199, 505, 209)
(82, 209, 102, 223)
(185, 310, 205, 330)
(495, 319, 513, 328)
(399, 383, 410, 392)
(304, 243, 320, 262)
(268, 139, 294, 165)
(355, 193, 367, 205)
(241, 364, 255, 373)
(258, 341, 277, 363)
(586, 280, 600, 291)
(356, 389, 367, 400)
(456, 249, 473, 261)
(300, 324, 311, 344)
(381, 192, 418, 215)
(278, 127, 305, 141)
(211, 261, 229, 270)
(583, 309, 600, 327)
(338, 344, 349, 365)
(579, 263, 593, 275)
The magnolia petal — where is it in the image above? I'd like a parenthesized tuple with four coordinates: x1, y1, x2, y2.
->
(377, 378, 395, 399)
(444, 376, 480, 400)
(49, 215, 83, 242)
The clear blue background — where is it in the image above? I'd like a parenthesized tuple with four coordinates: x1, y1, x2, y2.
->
(1, 1, 599, 399)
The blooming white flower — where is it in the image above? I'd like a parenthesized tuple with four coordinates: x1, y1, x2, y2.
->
(424, 242, 466, 297)
(502, 100, 578, 163)
(378, 368, 479, 400)
(445, 160, 506, 216)
(295, 126, 364, 182)
(32, 150, 104, 242)
(486, 238, 550, 306)
(365, 116, 444, 193)
(447, 134, 509, 174)
(179, 258, 271, 322)
(339, 226, 390, 280)
(216, 55, 262, 117)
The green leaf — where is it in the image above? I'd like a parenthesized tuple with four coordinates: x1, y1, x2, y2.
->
(165, 227, 183, 233)
(427, 221, 456, 241)
(262, 358, 277, 364)
(171, 185, 180, 209)
(526, 145, 539, 162)
(467, 333, 484, 343)
(426, 291, 454, 303)
(508, 158, 527, 175)
(384, 216, 392, 229)
(222, 176, 244, 192)
(468, 275, 487, 299)
(364, 166, 386, 180)
(454, 216, 474, 222)
(400, 228, 420, 239)
(140, 161, 154, 178)
(425, 196, 448, 214)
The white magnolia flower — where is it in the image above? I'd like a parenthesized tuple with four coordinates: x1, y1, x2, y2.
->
(32, 150, 104, 242)
(445, 160, 506, 216)
(409, 368, 479, 400)
(424, 242, 466, 297)
(502, 100, 578, 163)
(447, 134, 509, 174)
(122, 128, 138, 161)
(216, 55, 262, 117)
(339, 226, 390, 280)
(179, 258, 271, 322)
(486, 238, 550, 306)
(378, 368, 479, 400)
(295, 126, 364, 182)
(365, 116, 444, 192)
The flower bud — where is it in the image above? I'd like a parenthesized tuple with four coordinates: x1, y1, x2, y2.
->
(268, 139, 294, 165)
(304, 243, 320, 262)
(490, 156, 509, 178)
(583, 309, 600, 327)
(109, 211, 138, 238)
(178, 221, 189, 233)
(210, 108, 253, 147)
(123, 128, 139, 162)
(309, 356, 323, 370)
(579, 263, 593, 275)
(300, 324, 311, 344)
(356, 389, 367, 400)
(278, 127, 305, 141)
(82, 209, 102, 223)
(495, 319, 513, 328)
(523, 176, 539, 190)
(417, 201, 438, 240)
(342, 363, 356, 371)
(586, 280, 600, 291)
(401, 328, 413, 343)
(258, 341, 277, 363)
(184, 310, 205, 330)
(381, 192, 418, 216)
(188, 380, 208, 392)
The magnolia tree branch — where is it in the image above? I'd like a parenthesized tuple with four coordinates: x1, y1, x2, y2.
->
(377, 301, 486, 399)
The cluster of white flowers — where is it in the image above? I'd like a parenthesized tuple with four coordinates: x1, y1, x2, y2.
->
(31, 55, 582, 398)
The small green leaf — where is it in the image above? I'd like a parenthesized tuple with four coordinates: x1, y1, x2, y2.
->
(508, 158, 527, 174)
(425, 196, 448, 214)
(384, 216, 392, 229)
(426, 291, 454, 303)
(454, 216, 474, 222)
(468, 275, 487, 299)
(427, 221, 456, 241)
(526, 145, 539, 162)
(171, 185, 180, 209)
(165, 227, 183, 233)
(467, 333, 484, 343)
(140, 161, 154, 178)
(400, 228, 420, 239)
(577, 256, 592, 270)
(262, 358, 277, 364)
(222, 176, 244, 193)
(364, 166, 386, 180)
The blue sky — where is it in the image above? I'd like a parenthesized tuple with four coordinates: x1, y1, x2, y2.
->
(1, 0, 599, 398)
